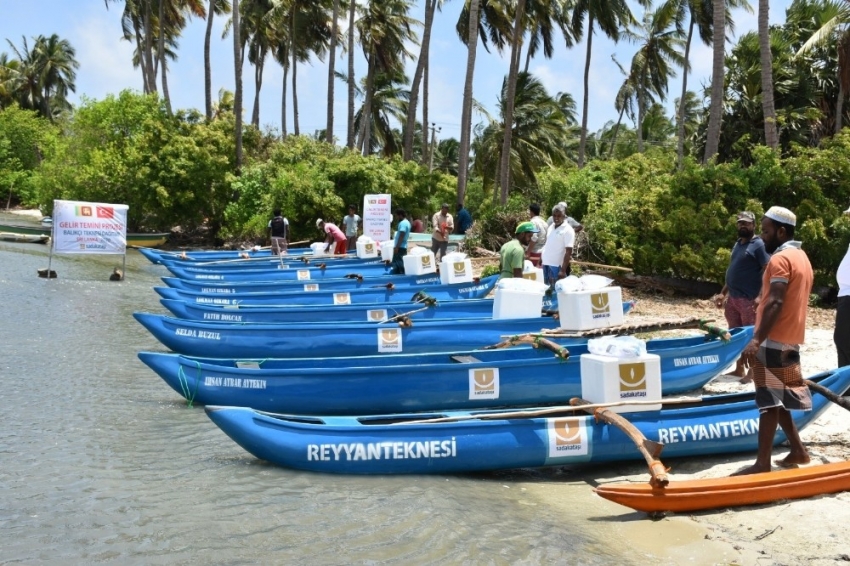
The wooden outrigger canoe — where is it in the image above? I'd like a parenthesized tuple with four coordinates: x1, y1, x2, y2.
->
(0, 222, 169, 248)
(201, 368, 850, 475)
(594, 460, 850, 513)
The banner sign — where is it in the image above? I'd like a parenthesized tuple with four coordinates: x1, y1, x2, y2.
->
(52, 199, 129, 254)
(363, 194, 392, 242)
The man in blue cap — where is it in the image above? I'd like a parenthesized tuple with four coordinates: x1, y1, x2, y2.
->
(500, 221, 538, 279)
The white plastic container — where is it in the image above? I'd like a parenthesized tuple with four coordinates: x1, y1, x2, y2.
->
(579, 352, 662, 413)
(440, 258, 473, 284)
(403, 250, 437, 275)
(558, 287, 624, 331)
(492, 288, 544, 319)
(310, 242, 327, 257)
(356, 240, 379, 259)
(380, 240, 394, 263)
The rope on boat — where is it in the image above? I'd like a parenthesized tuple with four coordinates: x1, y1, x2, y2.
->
(534, 316, 724, 339)
(481, 334, 570, 360)
(410, 291, 438, 306)
(177, 360, 203, 408)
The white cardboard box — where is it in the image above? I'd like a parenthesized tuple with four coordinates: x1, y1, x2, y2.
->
(579, 352, 662, 413)
(380, 241, 394, 264)
(558, 287, 624, 331)
(356, 241, 379, 259)
(402, 251, 437, 275)
(492, 288, 544, 319)
(440, 258, 474, 284)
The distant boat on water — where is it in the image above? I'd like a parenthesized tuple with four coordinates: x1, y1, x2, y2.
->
(0, 221, 170, 248)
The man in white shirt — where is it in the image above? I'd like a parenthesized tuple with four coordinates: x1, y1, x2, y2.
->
(541, 202, 575, 286)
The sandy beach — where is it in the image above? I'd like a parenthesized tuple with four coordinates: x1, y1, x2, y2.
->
(530, 292, 850, 565)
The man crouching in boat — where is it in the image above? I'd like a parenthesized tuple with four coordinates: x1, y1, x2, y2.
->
(733, 206, 814, 476)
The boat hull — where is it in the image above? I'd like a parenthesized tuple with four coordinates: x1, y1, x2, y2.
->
(153, 275, 499, 306)
(594, 460, 850, 513)
(133, 310, 563, 358)
(0, 223, 168, 247)
(160, 272, 443, 293)
(202, 368, 850, 474)
(138, 327, 752, 414)
(165, 262, 394, 281)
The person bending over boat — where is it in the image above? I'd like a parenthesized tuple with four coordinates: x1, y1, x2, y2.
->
(316, 219, 347, 255)
(390, 208, 411, 275)
(500, 222, 539, 278)
(733, 206, 813, 476)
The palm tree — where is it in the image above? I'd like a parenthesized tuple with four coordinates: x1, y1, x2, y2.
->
(758, 0, 778, 149)
(704, 0, 725, 161)
(346, 0, 357, 148)
(796, 0, 850, 133)
(326, 0, 341, 143)
(626, 0, 685, 153)
(205, 0, 232, 120)
(456, 0, 481, 205)
(355, 0, 418, 155)
(34, 34, 80, 119)
(233, 0, 243, 171)
(403, 0, 437, 161)
(571, 0, 638, 168)
(352, 70, 410, 156)
(497, 0, 528, 204)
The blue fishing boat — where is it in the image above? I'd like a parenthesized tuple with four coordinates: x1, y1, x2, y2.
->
(133, 311, 565, 358)
(202, 367, 850, 474)
(159, 297, 502, 323)
(138, 246, 317, 264)
(165, 261, 395, 281)
(153, 275, 499, 306)
(160, 272, 443, 293)
(138, 327, 751, 414)
(157, 253, 381, 270)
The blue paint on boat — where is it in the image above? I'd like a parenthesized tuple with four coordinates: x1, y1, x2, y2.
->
(165, 261, 395, 281)
(138, 327, 751, 414)
(160, 272, 443, 293)
(201, 367, 850, 474)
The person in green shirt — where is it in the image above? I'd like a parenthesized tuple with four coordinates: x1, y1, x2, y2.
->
(500, 221, 539, 278)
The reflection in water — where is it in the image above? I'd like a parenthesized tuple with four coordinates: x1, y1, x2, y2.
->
(0, 241, 636, 564)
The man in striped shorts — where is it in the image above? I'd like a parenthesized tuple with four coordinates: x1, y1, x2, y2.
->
(714, 211, 771, 381)
(733, 206, 813, 476)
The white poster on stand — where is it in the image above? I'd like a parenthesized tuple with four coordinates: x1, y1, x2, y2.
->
(362, 194, 392, 242)
(52, 200, 129, 254)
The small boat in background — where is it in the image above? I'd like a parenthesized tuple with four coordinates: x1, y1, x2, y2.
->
(0, 222, 169, 248)
(0, 232, 49, 244)
(40, 217, 53, 227)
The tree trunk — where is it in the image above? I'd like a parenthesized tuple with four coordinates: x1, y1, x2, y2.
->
(204, 0, 215, 120)
(608, 106, 626, 159)
(498, 0, 527, 205)
(233, 0, 243, 172)
(346, 0, 356, 149)
(158, 0, 172, 114)
(326, 0, 340, 143)
(676, 16, 694, 170)
(291, 10, 300, 136)
(456, 0, 481, 205)
(637, 90, 644, 153)
(143, 0, 157, 94)
(133, 20, 150, 93)
(838, 81, 846, 133)
(577, 14, 594, 168)
(360, 50, 377, 155)
(421, 57, 429, 166)
(252, 55, 265, 127)
(758, 0, 778, 149)
(704, 0, 725, 162)
(403, 0, 435, 161)
(281, 62, 288, 138)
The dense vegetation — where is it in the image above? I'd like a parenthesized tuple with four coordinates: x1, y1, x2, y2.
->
(2, 0, 850, 288)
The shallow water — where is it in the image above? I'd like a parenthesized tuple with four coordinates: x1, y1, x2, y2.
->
(0, 238, 663, 565)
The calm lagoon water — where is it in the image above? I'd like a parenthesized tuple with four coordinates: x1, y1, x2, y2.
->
(0, 235, 666, 565)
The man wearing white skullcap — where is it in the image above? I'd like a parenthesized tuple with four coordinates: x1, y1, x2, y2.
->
(734, 206, 814, 476)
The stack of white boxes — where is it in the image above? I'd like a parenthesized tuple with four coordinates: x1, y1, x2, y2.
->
(402, 250, 437, 275)
(439, 254, 473, 284)
(521, 261, 544, 283)
(579, 352, 662, 413)
(558, 286, 625, 331)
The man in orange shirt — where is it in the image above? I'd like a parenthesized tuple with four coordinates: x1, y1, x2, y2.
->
(733, 206, 813, 476)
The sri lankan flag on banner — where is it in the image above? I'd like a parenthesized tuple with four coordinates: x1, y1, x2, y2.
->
(75, 205, 93, 217)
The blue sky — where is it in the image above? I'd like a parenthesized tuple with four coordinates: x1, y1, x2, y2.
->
(1, 0, 792, 144)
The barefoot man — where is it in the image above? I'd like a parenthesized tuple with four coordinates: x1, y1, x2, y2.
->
(734, 206, 813, 476)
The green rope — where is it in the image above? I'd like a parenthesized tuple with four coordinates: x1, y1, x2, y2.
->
(698, 319, 731, 343)
(177, 360, 203, 408)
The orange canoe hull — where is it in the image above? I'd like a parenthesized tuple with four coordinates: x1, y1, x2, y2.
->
(595, 460, 850, 513)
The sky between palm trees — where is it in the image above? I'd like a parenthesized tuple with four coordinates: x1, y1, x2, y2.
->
(1, 0, 792, 143)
